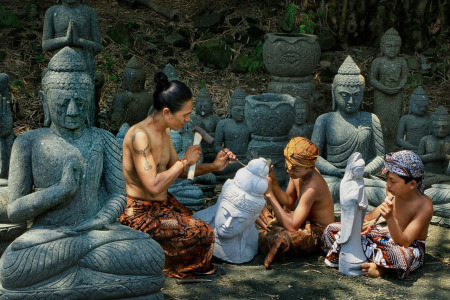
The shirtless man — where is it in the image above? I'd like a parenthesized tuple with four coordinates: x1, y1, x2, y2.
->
(120, 72, 235, 278)
(258, 137, 334, 268)
(323, 150, 433, 279)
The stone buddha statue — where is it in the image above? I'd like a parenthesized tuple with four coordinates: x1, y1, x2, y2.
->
(311, 56, 386, 207)
(288, 97, 314, 140)
(163, 63, 178, 81)
(418, 106, 450, 186)
(0, 73, 14, 183)
(339, 152, 368, 276)
(370, 28, 408, 151)
(191, 87, 221, 163)
(42, 0, 102, 126)
(396, 87, 431, 152)
(110, 56, 153, 133)
(214, 87, 250, 180)
(193, 158, 269, 263)
(0, 47, 165, 299)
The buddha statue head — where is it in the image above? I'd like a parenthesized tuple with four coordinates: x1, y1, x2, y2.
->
(228, 87, 246, 122)
(215, 158, 269, 240)
(162, 63, 178, 82)
(40, 47, 93, 129)
(431, 106, 450, 139)
(380, 28, 402, 59)
(123, 56, 146, 93)
(294, 97, 310, 125)
(408, 86, 429, 117)
(195, 88, 213, 116)
(331, 56, 365, 114)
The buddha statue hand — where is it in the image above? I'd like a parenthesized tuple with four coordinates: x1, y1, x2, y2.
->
(382, 85, 402, 95)
(59, 160, 81, 198)
(73, 215, 109, 232)
(64, 19, 74, 46)
(330, 167, 345, 178)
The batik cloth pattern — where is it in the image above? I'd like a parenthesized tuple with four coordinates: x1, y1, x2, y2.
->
(382, 150, 425, 194)
(120, 194, 215, 278)
(258, 204, 326, 268)
(284, 137, 319, 169)
(322, 223, 425, 279)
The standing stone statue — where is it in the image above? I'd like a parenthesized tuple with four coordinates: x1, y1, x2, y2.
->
(0, 73, 14, 182)
(370, 28, 408, 151)
(288, 97, 314, 140)
(193, 158, 269, 263)
(163, 63, 178, 81)
(110, 56, 153, 132)
(42, 0, 102, 126)
(191, 87, 221, 163)
(339, 152, 368, 276)
(396, 87, 431, 152)
(311, 56, 386, 207)
(214, 87, 250, 180)
(0, 47, 165, 299)
(418, 106, 450, 186)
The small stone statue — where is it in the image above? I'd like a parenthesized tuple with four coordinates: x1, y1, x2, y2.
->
(0, 47, 165, 299)
(288, 97, 314, 140)
(0, 73, 14, 183)
(163, 63, 178, 81)
(110, 56, 153, 132)
(193, 158, 269, 263)
(42, 0, 102, 126)
(397, 87, 431, 151)
(339, 152, 368, 276)
(214, 87, 250, 180)
(418, 106, 450, 186)
(191, 87, 221, 163)
(370, 28, 408, 151)
(311, 56, 386, 207)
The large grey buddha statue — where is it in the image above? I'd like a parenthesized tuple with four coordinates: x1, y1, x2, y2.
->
(418, 106, 450, 186)
(0, 47, 165, 299)
(214, 87, 250, 180)
(193, 158, 269, 263)
(396, 87, 431, 152)
(311, 56, 386, 206)
(288, 96, 314, 140)
(110, 56, 153, 133)
(191, 87, 221, 163)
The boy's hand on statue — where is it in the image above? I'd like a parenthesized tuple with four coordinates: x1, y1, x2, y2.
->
(268, 165, 276, 181)
(265, 175, 273, 196)
(183, 145, 201, 165)
(214, 148, 236, 171)
(60, 160, 81, 197)
(380, 196, 394, 220)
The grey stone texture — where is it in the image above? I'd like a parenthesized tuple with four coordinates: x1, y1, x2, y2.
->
(370, 28, 408, 152)
(288, 97, 314, 140)
(0, 47, 165, 299)
(311, 56, 386, 207)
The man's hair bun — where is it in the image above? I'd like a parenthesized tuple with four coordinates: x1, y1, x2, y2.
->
(154, 72, 170, 91)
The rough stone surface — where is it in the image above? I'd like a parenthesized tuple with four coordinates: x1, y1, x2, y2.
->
(193, 158, 269, 263)
(0, 47, 165, 299)
(195, 40, 233, 69)
(338, 153, 368, 276)
(311, 56, 386, 206)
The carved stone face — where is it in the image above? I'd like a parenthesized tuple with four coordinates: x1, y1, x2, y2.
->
(231, 105, 245, 122)
(196, 100, 213, 116)
(431, 119, 450, 138)
(381, 39, 401, 59)
(410, 97, 429, 117)
(334, 85, 363, 114)
(215, 201, 254, 239)
(46, 88, 90, 130)
(294, 101, 309, 125)
(351, 157, 365, 180)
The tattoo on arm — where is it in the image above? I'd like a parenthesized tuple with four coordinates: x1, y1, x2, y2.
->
(132, 132, 152, 171)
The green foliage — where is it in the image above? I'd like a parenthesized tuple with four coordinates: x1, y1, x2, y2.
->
(299, 10, 318, 34)
(103, 52, 114, 71)
(0, 5, 20, 27)
(110, 75, 118, 82)
(198, 81, 206, 89)
(284, 3, 299, 32)
(34, 55, 44, 64)
(243, 41, 265, 73)
(120, 44, 128, 54)
(11, 80, 23, 93)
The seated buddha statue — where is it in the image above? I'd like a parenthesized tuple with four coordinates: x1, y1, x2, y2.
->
(0, 47, 165, 299)
(311, 56, 386, 207)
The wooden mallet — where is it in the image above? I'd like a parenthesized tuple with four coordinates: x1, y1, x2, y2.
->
(187, 126, 214, 180)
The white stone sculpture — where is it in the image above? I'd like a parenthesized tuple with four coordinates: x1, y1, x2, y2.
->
(339, 152, 369, 276)
(193, 157, 269, 263)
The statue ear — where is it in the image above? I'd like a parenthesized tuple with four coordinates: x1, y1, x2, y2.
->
(39, 90, 51, 127)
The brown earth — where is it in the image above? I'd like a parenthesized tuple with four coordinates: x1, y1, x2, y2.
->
(0, 1, 449, 299)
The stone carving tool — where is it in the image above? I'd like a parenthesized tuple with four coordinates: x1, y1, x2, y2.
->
(187, 126, 215, 180)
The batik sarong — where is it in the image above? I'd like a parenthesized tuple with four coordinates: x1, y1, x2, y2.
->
(120, 194, 215, 278)
(322, 223, 425, 279)
(258, 205, 326, 268)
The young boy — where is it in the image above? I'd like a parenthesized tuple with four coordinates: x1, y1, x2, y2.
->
(322, 150, 433, 279)
(258, 137, 334, 268)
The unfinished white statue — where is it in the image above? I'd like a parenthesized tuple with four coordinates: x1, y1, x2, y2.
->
(339, 152, 368, 276)
(193, 157, 269, 263)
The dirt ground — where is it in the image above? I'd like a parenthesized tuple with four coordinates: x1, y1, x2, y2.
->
(162, 224, 449, 299)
